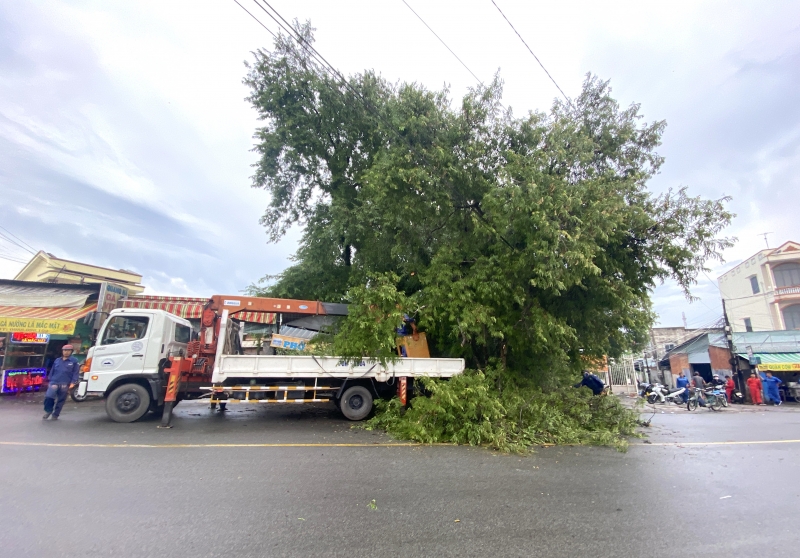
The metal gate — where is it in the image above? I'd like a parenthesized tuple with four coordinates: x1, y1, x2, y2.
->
(608, 355, 641, 394)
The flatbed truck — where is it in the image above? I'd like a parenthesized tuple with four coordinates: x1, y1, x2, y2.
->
(79, 295, 464, 426)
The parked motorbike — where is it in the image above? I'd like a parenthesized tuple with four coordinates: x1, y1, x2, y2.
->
(645, 384, 686, 405)
(730, 388, 745, 404)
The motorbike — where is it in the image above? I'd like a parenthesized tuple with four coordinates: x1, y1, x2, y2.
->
(645, 384, 686, 405)
(688, 386, 724, 411)
(730, 388, 745, 404)
(710, 382, 728, 407)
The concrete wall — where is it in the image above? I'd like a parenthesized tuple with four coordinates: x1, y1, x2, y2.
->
(669, 353, 691, 385)
(708, 345, 733, 378)
(718, 242, 800, 333)
(719, 250, 773, 332)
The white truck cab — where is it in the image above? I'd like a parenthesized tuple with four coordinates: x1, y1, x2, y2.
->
(80, 309, 191, 421)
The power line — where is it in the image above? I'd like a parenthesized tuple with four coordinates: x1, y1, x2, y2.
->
(0, 231, 35, 256)
(400, 0, 482, 84)
(0, 254, 27, 264)
(241, 0, 397, 136)
(0, 226, 36, 253)
(232, 0, 278, 39)
(489, 0, 571, 105)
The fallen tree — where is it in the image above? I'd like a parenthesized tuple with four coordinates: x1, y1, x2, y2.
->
(244, 23, 732, 449)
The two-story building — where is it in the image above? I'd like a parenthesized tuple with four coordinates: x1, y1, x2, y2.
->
(718, 241, 800, 332)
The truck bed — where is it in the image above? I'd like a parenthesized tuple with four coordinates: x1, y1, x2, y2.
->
(212, 355, 464, 383)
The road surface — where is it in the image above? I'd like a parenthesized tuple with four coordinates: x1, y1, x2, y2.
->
(1, 394, 798, 557)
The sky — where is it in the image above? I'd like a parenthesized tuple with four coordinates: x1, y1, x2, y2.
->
(0, 0, 798, 328)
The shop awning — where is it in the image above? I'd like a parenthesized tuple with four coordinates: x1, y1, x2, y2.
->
(121, 296, 208, 319)
(0, 303, 96, 335)
(121, 296, 276, 324)
(0, 284, 94, 308)
(737, 352, 800, 372)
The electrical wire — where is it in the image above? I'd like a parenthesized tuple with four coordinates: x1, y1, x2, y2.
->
(489, 0, 571, 105)
(231, 0, 278, 39)
(238, 0, 402, 143)
(0, 226, 36, 254)
(399, 0, 482, 84)
(0, 231, 35, 256)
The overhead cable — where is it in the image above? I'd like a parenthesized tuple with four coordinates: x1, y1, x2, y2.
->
(489, 0, 571, 105)
(400, 0, 482, 84)
(232, 0, 278, 39)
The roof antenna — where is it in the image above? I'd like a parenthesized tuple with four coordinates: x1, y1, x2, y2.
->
(759, 232, 773, 249)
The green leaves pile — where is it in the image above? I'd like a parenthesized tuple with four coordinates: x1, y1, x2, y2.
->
(366, 370, 639, 452)
(243, 23, 731, 448)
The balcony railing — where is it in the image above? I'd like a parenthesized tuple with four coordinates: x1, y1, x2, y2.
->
(775, 286, 800, 297)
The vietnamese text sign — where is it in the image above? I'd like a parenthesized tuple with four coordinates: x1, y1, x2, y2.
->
(270, 334, 307, 351)
(0, 316, 76, 335)
(759, 362, 800, 372)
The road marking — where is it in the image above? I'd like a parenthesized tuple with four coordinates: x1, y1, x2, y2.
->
(641, 439, 800, 447)
(0, 441, 425, 448)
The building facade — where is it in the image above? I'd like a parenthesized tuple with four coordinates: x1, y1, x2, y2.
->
(718, 241, 800, 332)
(14, 251, 144, 294)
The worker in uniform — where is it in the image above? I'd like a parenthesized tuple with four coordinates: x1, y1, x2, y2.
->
(746, 372, 764, 405)
(676, 371, 690, 403)
(761, 372, 783, 406)
(724, 375, 735, 403)
(43, 345, 80, 420)
(574, 371, 605, 396)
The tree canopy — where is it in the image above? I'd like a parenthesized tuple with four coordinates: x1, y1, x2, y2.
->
(245, 23, 733, 384)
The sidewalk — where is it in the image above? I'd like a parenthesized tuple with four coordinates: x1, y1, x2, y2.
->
(614, 392, 800, 413)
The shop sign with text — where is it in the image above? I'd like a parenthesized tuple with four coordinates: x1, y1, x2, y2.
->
(0, 316, 76, 335)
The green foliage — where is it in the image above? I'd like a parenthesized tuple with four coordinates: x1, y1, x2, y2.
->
(245, 24, 734, 383)
(330, 272, 409, 366)
(244, 23, 730, 450)
(366, 369, 640, 452)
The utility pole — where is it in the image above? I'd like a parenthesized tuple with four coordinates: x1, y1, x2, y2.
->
(722, 299, 743, 391)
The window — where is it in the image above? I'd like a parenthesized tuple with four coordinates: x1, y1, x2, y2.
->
(774, 263, 800, 288)
(101, 316, 149, 345)
(744, 318, 753, 332)
(784, 305, 800, 330)
(749, 276, 760, 294)
(175, 324, 191, 344)
(664, 343, 675, 352)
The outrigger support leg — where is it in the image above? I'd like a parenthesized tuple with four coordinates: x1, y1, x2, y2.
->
(158, 357, 184, 429)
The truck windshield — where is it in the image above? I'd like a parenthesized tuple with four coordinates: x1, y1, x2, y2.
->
(101, 316, 149, 345)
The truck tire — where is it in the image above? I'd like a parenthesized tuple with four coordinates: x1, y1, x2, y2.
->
(70, 383, 88, 402)
(339, 386, 373, 421)
(106, 383, 151, 423)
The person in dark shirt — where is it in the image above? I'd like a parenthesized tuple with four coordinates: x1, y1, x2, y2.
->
(43, 345, 80, 420)
(676, 371, 690, 403)
(692, 371, 707, 407)
(574, 371, 605, 396)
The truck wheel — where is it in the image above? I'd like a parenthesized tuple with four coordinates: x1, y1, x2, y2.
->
(339, 386, 373, 421)
(70, 384, 88, 402)
(106, 383, 151, 423)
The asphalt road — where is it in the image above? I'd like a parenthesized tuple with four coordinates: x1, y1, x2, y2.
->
(1, 393, 799, 557)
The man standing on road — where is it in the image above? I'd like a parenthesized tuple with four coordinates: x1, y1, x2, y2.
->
(762, 372, 783, 406)
(42, 345, 80, 420)
(746, 372, 764, 405)
(692, 371, 707, 407)
(676, 371, 690, 403)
